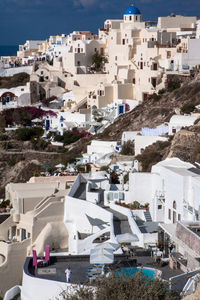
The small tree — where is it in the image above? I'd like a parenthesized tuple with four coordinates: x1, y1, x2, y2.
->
(91, 52, 107, 72)
(58, 272, 180, 300)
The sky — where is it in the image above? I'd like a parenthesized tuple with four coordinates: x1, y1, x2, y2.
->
(0, 0, 200, 45)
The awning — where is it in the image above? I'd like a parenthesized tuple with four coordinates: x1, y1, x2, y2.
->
(116, 233, 139, 243)
(90, 244, 114, 264)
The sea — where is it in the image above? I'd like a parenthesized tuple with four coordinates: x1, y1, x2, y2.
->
(0, 45, 18, 57)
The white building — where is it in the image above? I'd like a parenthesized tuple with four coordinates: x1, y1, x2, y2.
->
(121, 131, 168, 155)
(46, 111, 91, 135)
(169, 114, 199, 135)
(128, 158, 200, 224)
(0, 83, 31, 110)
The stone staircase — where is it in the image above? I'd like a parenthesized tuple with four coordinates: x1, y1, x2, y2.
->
(144, 210, 152, 222)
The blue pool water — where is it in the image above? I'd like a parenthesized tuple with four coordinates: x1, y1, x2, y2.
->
(115, 267, 155, 279)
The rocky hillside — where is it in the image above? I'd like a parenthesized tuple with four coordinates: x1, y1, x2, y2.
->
(98, 74, 200, 141)
(2, 73, 200, 188)
(66, 72, 200, 173)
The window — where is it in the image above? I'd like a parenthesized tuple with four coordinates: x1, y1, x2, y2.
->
(136, 16, 138, 21)
(94, 48, 97, 52)
(41, 71, 43, 75)
(107, 192, 113, 201)
(168, 209, 171, 220)
(140, 62, 143, 69)
(99, 90, 104, 96)
(151, 77, 157, 88)
(152, 63, 158, 71)
(115, 56, 117, 61)
(129, 16, 132, 21)
(122, 39, 125, 45)
(158, 205, 162, 209)
(167, 51, 171, 59)
(114, 193, 118, 200)
(119, 192, 124, 200)
(172, 128, 176, 134)
(178, 214, 181, 221)
(173, 201, 176, 210)
(132, 78, 135, 84)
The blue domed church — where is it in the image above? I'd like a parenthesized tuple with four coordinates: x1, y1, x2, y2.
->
(123, 4, 142, 23)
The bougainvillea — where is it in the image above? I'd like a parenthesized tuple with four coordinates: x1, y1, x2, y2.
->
(1, 106, 57, 126)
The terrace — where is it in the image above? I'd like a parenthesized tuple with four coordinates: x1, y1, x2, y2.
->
(25, 250, 183, 285)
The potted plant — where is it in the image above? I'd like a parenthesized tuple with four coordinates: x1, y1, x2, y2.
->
(144, 203, 150, 210)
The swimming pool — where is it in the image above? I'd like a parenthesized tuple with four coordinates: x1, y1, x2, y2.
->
(115, 267, 156, 279)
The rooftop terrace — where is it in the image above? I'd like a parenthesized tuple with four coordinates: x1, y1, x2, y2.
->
(25, 250, 183, 285)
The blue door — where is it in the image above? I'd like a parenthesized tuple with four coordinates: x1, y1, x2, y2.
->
(46, 120, 50, 131)
(119, 105, 124, 115)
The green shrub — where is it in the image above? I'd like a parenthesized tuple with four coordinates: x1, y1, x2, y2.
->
(181, 102, 195, 114)
(34, 171, 40, 177)
(168, 77, 180, 92)
(152, 93, 161, 102)
(7, 158, 17, 166)
(16, 127, 44, 141)
(123, 173, 129, 184)
(158, 88, 166, 95)
(131, 201, 140, 209)
(54, 130, 83, 145)
(0, 199, 10, 208)
(57, 148, 68, 153)
(100, 165, 109, 172)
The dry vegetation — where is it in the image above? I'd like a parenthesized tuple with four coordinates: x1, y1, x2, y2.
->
(0, 72, 30, 89)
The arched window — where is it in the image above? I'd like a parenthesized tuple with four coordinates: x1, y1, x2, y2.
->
(173, 201, 176, 210)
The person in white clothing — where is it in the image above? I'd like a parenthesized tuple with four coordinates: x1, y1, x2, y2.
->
(65, 265, 71, 283)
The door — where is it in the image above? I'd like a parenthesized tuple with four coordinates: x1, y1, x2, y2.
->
(119, 105, 124, 114)
(173, 211, 176, 223)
